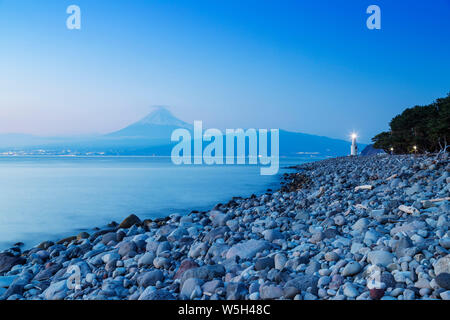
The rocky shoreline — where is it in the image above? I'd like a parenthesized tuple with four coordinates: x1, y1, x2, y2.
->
(0, 154, 449, 300)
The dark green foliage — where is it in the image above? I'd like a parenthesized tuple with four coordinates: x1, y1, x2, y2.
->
(372, 93, 450, 154)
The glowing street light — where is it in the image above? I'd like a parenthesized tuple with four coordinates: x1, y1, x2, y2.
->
(413, 145, 418, 154)
(390, 147, 394, 155)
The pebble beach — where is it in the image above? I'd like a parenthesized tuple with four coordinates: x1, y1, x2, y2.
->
(0, 154, 449, 300)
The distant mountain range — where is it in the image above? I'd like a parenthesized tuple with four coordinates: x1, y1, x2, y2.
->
(0, 107, 364, 157)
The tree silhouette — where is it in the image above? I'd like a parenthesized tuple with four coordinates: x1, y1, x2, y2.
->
(372, 93, 450, 154)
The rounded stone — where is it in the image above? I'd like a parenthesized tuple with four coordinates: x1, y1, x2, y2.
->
(434, 255, 450, 276)
(342, 261, 362, 277)
(368, 250, 395, 267)
(325, 251, 339, 262)
(118, 214, 141, 229)
(435, 273, 450, 290)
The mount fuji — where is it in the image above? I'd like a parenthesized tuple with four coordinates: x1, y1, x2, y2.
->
(107, 107, 192, 139)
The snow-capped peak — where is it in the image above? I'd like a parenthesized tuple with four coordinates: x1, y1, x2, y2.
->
(137, 107, 192, 129)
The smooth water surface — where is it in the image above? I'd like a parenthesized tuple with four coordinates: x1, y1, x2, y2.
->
(0, 156, 317, 249)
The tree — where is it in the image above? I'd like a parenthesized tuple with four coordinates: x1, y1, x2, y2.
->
(372, 93, 450, 154)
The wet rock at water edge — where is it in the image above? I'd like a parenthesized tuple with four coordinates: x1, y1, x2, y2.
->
(118, 214, 142, 229)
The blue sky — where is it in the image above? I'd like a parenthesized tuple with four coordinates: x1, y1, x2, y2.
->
(0, 0, 449, 142)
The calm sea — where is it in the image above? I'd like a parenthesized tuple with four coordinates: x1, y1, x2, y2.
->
(0, 156, 319, 250)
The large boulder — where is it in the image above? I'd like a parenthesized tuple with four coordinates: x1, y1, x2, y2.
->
(167, 227, 189, 242)
(181, 278, 204, 299)
(390, 220, 426, 237)
(436, 273, 450, 290)
(139, 288, 175, 300)
(352, 218, 370, 233)
(260, 284, 283, 299)
(203, 227, 230, 243)
(0, 253, 26, 274)
(0, 273, 33, 300)
(263, 229, 284, 242)
(392, 237, 413, 258)
(226, 240, 270, 260)
(43, 280, 68, 300)
(180, 265, 226, 287)
(138, 252, 156, 267)
(342, 261, 362, 276)
(368, 250, 395, 267)
(226, 282, 248, 300)
(255, 256, 275, 271)
(434, 255, 450, 276)
(101, 232, 118, 245)
(284, 275, 319, 297)
(118, 214, 141, 229)
(174, 259, 199, 280)
(138, 270, 164, 288)
(118, 241, 137, 257)
(209, 211, 232, 227)
(34, 263, 63, 281)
